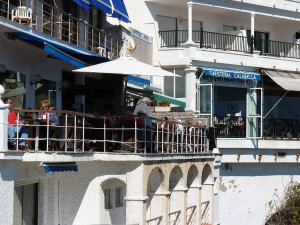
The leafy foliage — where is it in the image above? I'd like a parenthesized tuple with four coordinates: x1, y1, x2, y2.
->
(158, 100, 170, 106)
(265, 181, 300, 225)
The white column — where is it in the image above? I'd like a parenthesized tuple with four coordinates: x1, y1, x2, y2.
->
(125, 196, 147, 225)
(187, 1, 195, 44)
(250, 13, 255, 37)
(251, 13, 255, 40)
(0, 84, 8, 151)
(185, 67, 197, 111)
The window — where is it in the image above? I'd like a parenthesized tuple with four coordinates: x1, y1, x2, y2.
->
(115, 187, 123, 207)
(14, 183, 38, 225)
(1, 70, 26, 108)
(104, 188, 111, 209)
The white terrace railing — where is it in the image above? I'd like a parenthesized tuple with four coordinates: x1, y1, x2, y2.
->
(2, 109, 213, 153)
(0, 0, 122, 59)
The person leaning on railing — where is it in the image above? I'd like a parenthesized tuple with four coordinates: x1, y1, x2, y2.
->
(3, 97, 29, 150)
(36, 100, 59, 151)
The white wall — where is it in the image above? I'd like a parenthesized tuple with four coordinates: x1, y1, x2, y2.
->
(219, 163, 300, 225)
(0, 35, 73, 109)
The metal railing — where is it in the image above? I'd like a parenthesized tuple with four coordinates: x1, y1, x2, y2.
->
(158, 29, 300, 60)
(0, 0, 122, 59)
(263, 119, 300, 140)
(6, 109, 212, 153)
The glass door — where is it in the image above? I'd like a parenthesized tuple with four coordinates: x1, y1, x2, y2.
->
(196, 83, 213, 126)
(246, 88, 263, 138)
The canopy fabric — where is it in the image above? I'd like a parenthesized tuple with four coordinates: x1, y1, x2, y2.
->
(111, 0, 130, 23)
(72, 0, 90, 11)
(91, 0, 113, 14)
(127, 76, 150, 86)
(11, 32, 107, 65)
(44, 43, 85, 68)
(73, 56, 180, 77)
(201, 67, 261, 81)
(154, 93, 186, 107)
(263, 69, 300, 92)
(42, 163, 78, 173)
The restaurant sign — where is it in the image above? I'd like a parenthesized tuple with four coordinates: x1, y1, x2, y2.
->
(203, 68, 261, 81)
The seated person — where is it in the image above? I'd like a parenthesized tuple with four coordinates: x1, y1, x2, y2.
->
(37, 100, 59, 150)
(4, 98, 29, 150)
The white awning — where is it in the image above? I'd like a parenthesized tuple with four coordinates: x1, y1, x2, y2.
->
(73, 56, 180, 77)
(263, 69, 300, 92)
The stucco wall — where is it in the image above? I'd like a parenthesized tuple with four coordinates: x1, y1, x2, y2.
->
(219, 163, 300, 225)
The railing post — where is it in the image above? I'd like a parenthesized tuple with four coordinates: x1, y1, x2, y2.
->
(175, 28, 178, 47)
(0, 85, 8, 151)
(103, 116, 106, 152)
(200, 28, 203, 48)
(134, 117, 137, 153)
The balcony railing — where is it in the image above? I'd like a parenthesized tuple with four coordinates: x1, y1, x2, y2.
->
(158, 29, 300, 60)
(5, 109, 213, 154)
(214, 118, 300, 140)
(0, 0, 122, 59)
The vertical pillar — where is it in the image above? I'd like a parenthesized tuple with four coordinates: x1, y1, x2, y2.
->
(170, 188, 188, 224)
(185, 66, 197, 111)
(251, 13, 255, 49)
(125, 196, 148, 225)
(0, 85, 8, 151)
(187, 1, 195, 44)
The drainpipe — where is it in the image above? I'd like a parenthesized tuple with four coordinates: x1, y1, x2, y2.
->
(0, 84, 8, 151)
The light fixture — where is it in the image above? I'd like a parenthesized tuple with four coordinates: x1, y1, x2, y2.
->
(274, 154, 278, 162)
(30, 74, 42, 86)
(59, 80, 70, 91)
(237, 154, 240, 162)
(0, 64, 7, 73)
(258, 154, 262, 162)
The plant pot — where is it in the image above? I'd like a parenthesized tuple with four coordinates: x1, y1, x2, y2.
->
(154, 106, 170, 112)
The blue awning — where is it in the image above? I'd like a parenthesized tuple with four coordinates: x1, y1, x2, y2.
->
(91, 0, 113, 14)
(128, 76, 150, 86)
(9, 32, 108, 65)
(111, 0, 130, 23)
(44, 43, 85, 68)
(201, 67, 261, 81)
(42, 163, 78, 173)
(72, 0, 90, 11)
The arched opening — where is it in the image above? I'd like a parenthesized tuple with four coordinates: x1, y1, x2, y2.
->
(201, 164, 213, 225)
(146, 167, 164, 224)
(100, 178, 126, 225)
(187, 165, 200, 225)
(169, 166, 184, 224)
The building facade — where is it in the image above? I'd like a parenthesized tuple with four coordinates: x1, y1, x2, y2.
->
(120, 0, 300, 224)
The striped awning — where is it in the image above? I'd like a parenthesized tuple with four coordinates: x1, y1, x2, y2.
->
(263, 69, 300, 92)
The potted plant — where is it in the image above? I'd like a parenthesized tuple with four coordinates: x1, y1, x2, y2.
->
(155, 100, 171, 112)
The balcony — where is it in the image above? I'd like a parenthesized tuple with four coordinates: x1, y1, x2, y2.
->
(158, 29, 300, 60)
(0, 0, 122, 59)
(3, 109, 214, 154)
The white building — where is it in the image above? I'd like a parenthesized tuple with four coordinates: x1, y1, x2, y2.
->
(118, 0, 300, 224)
(0, 1, 220, 224)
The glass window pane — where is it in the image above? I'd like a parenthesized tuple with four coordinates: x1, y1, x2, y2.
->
(35, 79, 56, 108)
(1, 70, 26, 108)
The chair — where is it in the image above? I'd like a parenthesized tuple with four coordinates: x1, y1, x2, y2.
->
(11, 6, 32, 25)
